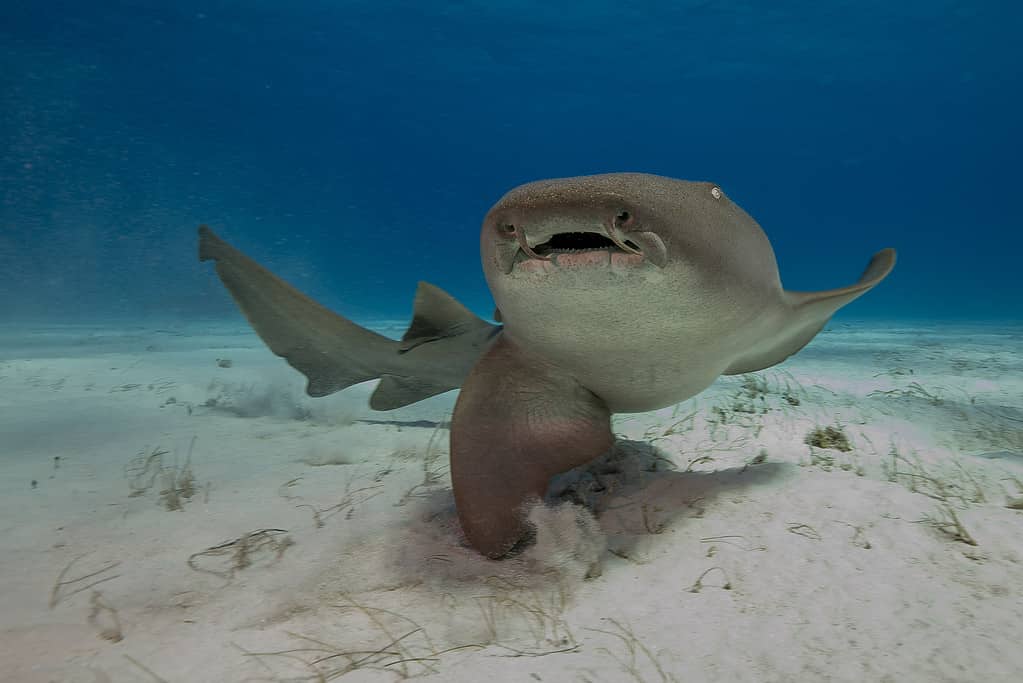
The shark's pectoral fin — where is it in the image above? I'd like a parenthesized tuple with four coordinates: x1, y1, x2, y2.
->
(450, 335, 613, 558)
(724, 248, 897, 375)
(198, 225, 398, 396)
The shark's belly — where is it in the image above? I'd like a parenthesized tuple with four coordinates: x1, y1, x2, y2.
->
(502, 304, 785, 414)
(571, 353, 726, 413)
(505, 325, 733, 413)
(494, 267, 785, 414)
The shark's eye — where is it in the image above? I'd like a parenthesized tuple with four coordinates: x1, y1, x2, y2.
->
(710, 186, 722, 200)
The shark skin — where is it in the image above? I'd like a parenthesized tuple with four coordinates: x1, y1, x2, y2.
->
(199, 172, 895, 558)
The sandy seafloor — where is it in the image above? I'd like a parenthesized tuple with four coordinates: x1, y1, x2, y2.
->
(1, 319, 1021, 683)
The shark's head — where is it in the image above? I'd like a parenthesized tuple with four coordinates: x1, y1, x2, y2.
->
(480, 173, 783, 406)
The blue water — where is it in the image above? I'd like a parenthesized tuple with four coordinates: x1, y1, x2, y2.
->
(1, 1, 1020, 322)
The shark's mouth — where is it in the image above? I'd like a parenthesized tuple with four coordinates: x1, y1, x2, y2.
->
(531, 231, 639, 257)
(499, 222, 668, 274)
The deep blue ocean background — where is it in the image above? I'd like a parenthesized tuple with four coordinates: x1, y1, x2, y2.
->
(1, 1, 1020, 324)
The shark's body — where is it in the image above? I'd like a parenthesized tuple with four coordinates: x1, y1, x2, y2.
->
(199, 172, 895, 558)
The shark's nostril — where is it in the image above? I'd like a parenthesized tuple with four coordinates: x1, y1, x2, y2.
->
(604, 212, 643, 256)
(499, 223, 516, 236)
(514, 228, 550, 261)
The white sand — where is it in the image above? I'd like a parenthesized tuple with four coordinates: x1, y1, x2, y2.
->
(1, 320, 1021, 682)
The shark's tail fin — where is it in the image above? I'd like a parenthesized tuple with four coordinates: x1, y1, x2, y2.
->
(198, 226, 498, 409)
(199, 225, 400, 397)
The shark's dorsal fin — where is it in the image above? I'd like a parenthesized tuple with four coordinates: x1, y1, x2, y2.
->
(399, 281, 491, 352)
